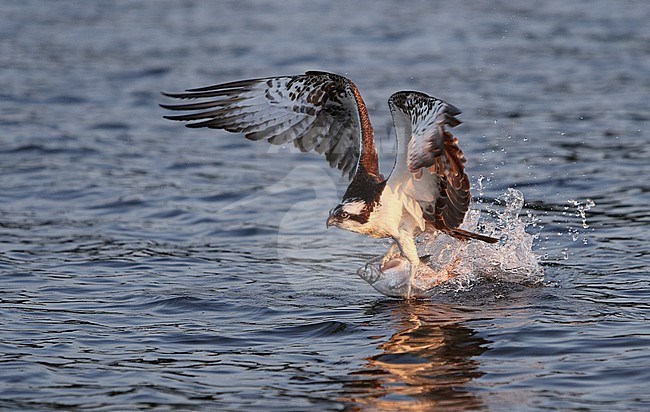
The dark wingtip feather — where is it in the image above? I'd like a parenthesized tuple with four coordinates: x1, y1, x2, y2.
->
(444, 102, 462, 117)
(185, 79, 257, 92)
(159, 102, 201, 110)
(163, 114, 194, 122)
(161, 115, 203, 130)
(444, 113, 462, 128)
(159, 103, 177, 110)
(160, 91, 196, 99)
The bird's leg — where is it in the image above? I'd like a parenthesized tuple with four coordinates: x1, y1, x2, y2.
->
(394, 234, 420, 300)
(380, 242, 401, 268)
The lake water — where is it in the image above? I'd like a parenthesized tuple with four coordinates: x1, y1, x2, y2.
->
(1, 1, 649, 410)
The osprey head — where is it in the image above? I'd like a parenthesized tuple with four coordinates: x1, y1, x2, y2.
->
(326, 200, 369, 232)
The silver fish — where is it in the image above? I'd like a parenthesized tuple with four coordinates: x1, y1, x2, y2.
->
(357, 255, 458, 298)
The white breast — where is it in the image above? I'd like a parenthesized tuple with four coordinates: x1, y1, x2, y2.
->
(364, 185, 425, 238)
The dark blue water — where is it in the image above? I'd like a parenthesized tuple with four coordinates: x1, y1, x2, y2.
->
(1, 1, 649, 410)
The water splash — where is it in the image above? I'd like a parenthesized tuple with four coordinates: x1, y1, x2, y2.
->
(566, 198, 595, 244)
(534, 197, 596, 262)
(358, 188, 544, 298)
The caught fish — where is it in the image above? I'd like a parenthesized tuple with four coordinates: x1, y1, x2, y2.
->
(357, 255, 458, 298)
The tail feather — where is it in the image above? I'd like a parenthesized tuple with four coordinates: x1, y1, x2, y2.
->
(423, 221, 499, 244)
(449, 228, 499, 243)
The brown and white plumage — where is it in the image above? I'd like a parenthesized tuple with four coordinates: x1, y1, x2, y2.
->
(161, 71, 496, 298)
(387, 91, 496, 243)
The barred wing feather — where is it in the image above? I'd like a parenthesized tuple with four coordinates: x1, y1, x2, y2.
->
(161, 71, 369, 178)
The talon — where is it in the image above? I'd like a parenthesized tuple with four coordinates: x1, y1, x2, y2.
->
(380, 255, 391, 267)
(380, 242, 400, 269)
(380, 255, 397, 271)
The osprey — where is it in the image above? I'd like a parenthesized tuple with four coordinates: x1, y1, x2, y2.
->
(161, 71, 497, 298)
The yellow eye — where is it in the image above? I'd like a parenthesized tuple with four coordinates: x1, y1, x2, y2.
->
(339, 211, 350, 219)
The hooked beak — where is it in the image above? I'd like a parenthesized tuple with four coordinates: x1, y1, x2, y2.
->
(326, 215, 336, 228)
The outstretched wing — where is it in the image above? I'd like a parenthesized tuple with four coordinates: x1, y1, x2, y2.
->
(160, 71, 379, 179)
(388, 91, 497, 243)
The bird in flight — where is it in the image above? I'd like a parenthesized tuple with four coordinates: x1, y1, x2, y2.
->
(161, 71, 497, 298)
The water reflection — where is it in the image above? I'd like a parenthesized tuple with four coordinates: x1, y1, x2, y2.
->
(345, 301, 490, 410)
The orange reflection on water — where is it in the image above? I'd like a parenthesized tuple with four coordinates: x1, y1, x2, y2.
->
(344, 301, 491, 411)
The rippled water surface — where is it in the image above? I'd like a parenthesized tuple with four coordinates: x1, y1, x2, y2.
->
(1, 1, 649, 410)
